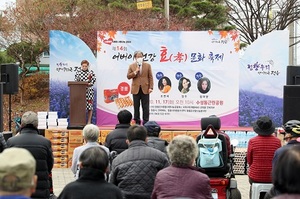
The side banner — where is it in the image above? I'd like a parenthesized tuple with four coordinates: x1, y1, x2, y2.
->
(49, 30, 97, 123)
(239, 30, 288, 127)
(97, 31, 240, 128)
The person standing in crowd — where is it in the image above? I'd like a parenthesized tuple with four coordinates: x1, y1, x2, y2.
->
(0, 148, 38, 199)
(144, 121, 168, 154)
(104, 109, 132, 154)
(270, 145, 300, 199)
(264, 120, 300, 199)
(6, 111, 54, 199)
(152, 135, 213, 199)
(58, 147, 123, 199)
(74, 59, 96, 124)
(127, 51, 153, 125)
(178, 77, 191, 94)
(71, 124, 109, 179)
(247, 116, 281, 199)
(110, 125, 169, 199)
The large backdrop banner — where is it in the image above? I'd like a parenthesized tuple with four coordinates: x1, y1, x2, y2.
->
(96, 31, 240, 128)
(49, 30, 288, 128)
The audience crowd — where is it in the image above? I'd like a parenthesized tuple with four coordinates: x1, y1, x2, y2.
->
(1, 110, 300, 199)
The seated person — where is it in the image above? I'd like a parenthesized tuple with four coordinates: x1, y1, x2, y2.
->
(58, 147, 123, 199)
(144, 121, 168, 153)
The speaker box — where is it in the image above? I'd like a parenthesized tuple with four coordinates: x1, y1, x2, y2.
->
(283, 85, 300, 124)
(1, 64, 19, 94)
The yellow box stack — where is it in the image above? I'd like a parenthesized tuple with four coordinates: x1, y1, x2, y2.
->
(68, 130, 84, 168)
(45, 129, 69, 168)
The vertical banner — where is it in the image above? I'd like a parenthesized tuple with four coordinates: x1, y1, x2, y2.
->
(97, 31, 240, 128)
(49, 30, 97, 123)
(239, 30, 288, 127)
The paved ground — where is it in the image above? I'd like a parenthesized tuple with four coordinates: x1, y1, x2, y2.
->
(52, 168, 250, 198)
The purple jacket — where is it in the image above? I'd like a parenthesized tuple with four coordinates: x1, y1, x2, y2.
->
(152, 165, 213, 199)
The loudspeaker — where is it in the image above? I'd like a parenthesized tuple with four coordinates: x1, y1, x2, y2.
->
(283, 85, 300, 124)
(1, 64, 19, 94)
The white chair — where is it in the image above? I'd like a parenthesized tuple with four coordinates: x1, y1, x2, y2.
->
(251, 183, 273, 199)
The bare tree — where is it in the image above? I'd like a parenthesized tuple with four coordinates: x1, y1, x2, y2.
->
(225, 0, 300, 45)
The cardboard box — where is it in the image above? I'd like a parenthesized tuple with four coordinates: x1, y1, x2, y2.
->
(186, 131, 200, 140)
(159, 131, 172, 143)
(53, 150, 68, 156)
(172, 131, 187, 138)
(68, 143, 83, 155)
(54, 155, 68, 163)
(100, 130, 110, 144)
(51, 138, 68, 144)
(45, 129, 69, 139)
(69, 130, 83, 143)
(52, 144, 68, 151)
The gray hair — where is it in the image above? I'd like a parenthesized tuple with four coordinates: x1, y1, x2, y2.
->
(133, 50, 143, 58)
(82, 124, 99, 142)
(167, 135, 198, 166)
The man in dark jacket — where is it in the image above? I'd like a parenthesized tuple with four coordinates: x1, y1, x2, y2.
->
(104, 109, 132, 154)
(109, 125, 169, 199)
(7, 111, 54, 199)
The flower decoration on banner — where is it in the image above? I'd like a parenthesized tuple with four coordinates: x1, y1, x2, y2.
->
(96, 31, 128, 52)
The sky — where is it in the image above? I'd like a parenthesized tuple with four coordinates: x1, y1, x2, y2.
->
(0, 0, 15, 10)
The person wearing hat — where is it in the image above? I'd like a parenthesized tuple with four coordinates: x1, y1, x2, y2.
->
(247, 116, 281, 198)
(0, 147, 37, 199)
(6, 111, 54, 199)
(144, 121, 168, 154)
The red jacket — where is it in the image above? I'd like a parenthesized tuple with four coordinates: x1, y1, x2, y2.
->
(247, 135, 281, 182)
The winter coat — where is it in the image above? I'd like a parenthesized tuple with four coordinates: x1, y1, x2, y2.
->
(152, 165, 213, 199)
(110, 140, 169, 199)
(104, 124, 130, 154)
(58, 168, 123, 199)
(7, 126, 54, 199)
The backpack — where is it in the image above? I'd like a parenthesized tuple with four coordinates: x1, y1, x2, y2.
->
(197, 134, 223, 168)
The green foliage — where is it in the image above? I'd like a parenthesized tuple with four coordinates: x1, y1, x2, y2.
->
(0, 51, 15, 64)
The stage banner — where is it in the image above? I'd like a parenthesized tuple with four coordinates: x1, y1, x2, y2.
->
(239, 30, 288, 127)
(49, 30, 97, 123)
(97, 31, 240, 128)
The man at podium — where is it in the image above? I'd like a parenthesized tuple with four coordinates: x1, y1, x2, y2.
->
(74, 60, 96, 124)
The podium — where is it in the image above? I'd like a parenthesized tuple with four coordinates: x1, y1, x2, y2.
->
(68, 81, 88, 129)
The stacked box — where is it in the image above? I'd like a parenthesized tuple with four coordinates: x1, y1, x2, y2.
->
(47, 112, 58, 129)
(186, 131, 200, 140)
(100, 130, 110, 144)
(37, 112, 48, 129)
(233, 148, 247, 175)
(68, 130, 83, 168)
(159, 131, 172, 143)
(172, 131, 187, 138)
(45, 129, 69, 168)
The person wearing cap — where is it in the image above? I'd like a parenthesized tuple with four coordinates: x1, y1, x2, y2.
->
(127, 50, 154, 125)
(144, 121, 168, 154)
(58, 147, 123, 199)
(0, 147, 38, 199)
(264, 120, 300, 199)
(104, 109, 132, 154)
(6, 111, 54, 199)
(71, 124, 109, 179)
(247, 116, 281, 198)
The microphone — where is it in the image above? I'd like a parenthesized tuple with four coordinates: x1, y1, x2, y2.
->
(138, 62, 141, 68)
